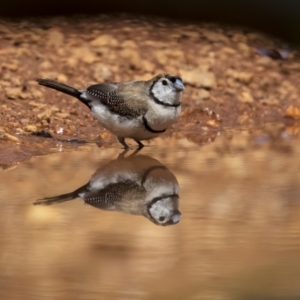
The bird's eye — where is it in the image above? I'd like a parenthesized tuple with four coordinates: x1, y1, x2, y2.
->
(159, 216, 166, 222)
(162, 80, 168, 86)
(170, 77, 176, 83)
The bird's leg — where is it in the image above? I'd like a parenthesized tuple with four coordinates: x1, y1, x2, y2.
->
(117, 148, 130, 159)
(128, 147, 143, 157)
(118, 137, 130, 150)
(134, 140, 145, 149)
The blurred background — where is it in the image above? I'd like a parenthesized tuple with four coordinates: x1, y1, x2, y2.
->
(2, 1, 300, 299)
(1, 0, 300, 44)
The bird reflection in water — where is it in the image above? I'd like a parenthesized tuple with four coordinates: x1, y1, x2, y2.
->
(34, 152, 181, 226)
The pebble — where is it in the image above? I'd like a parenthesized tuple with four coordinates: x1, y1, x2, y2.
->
(260, 98, 279, 106)
(221, 47, 237, 55)
(203, 30, 229, 43)
(90, 35, 119, 47)
(143, 61, 155, 73)
(120, 49, 142, 70)
(65, 57, 78, 68)
(40, 61, 53, 69)
(1, 62, 18, 71)
(121, 40, 138, 48)
(56, 112, 70, 119)
(5, 87, 23, 100)
(0, 127, 5, 135)
(155, 50, 168, 65)
(1, 133, 20, 143)
(232, 33, 248, 43)
(181, 70, 216, 89)
(57, 74, 68, 82)
(256, 56, 272, 66)
(71, 47, 97, 64)
(31, 90, 43, 100)
(196, 89, 211, 100)
(24, 125, 38, 132)
(144, 40, 166, 48)
(285, 105, 300, 119)
(41, 120, 49, 126)
(285, 125, 300, 136)
(20, 119, 30, 125)
(40, 71, 58, 79)
(50, 106, 60, 113)
(37, 109, 52, 121)
(47, 29, 65, 47)
(226, 69, 253, 84)
(238, 114, 250, 124)
(238, 91, 254, 103)
(165, 49, 184, 60)
(29, 101, 46, 108)
(16, 128, 25, 134)
(237, 43, 250, 56)
(93, 63, 112, 81)
(206, 119, 220, 128)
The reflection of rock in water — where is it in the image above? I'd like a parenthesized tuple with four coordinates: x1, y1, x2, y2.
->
(34, 153, 181, 226)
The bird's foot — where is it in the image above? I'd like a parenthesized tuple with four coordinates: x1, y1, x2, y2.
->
(134, 140, 145, 149)
(118, 137, 130, 150)
(117, 148, 130, 159)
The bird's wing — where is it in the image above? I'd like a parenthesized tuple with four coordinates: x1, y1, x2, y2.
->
(84, 180, 145, 209)
(87, 82, 146, 118)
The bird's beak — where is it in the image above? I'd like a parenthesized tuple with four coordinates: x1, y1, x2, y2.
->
(171, 212, 182, 224)
(174, 79, 185, 91)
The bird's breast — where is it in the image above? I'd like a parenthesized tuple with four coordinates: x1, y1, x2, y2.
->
(146, 102, 181, 126)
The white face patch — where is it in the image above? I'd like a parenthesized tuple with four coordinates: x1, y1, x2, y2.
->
(148, 197, 181, 225)
(151, 77, 184, 106)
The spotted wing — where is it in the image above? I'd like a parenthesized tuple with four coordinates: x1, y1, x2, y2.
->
(84, 180, 145, 209)
(87, 83, 144, 118)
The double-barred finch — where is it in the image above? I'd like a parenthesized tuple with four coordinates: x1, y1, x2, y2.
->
(36, 74, 185, 149)
(34, 154, 181, 226)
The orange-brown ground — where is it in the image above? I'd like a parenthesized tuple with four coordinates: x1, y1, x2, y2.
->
(1, 15, 300, 166)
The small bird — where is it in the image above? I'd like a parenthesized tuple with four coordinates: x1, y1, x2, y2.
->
(37, 74, 185, 149)
(34, 154, 181, 226)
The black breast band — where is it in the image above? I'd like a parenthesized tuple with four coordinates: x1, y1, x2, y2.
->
(143, 116, 166, 134)
(152, 96, 181, 107)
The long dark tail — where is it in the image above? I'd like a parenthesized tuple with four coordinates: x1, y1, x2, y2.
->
(33, 184, 88, 206)
(36, 78, 82, 98)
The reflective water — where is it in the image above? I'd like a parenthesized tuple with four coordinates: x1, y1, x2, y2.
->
(34, 153, 181, 226)
(1, 128, 300, 300)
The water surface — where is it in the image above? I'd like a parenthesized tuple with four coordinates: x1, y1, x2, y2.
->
(1, 130, 300, 300)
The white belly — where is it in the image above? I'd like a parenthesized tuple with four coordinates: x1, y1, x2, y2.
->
(91, 102, 181, 140)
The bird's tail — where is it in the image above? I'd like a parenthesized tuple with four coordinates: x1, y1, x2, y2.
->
(36, 78, 82, 98)
(33, 184, 88, 206)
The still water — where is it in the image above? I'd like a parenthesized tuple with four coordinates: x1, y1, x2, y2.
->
(1, 129, 300, 300)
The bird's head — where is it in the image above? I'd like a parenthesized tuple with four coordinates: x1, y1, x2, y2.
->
(147, 195, 182, 226)
(149, 74, 185, 107)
